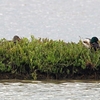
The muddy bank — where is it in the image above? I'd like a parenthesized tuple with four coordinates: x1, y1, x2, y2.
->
(0, 70, 100, 80)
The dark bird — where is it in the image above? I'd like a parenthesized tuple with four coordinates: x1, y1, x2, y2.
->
(13, 35, 21, 43)
(90, 37, 100, 51)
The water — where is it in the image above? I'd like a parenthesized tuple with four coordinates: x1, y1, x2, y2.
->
(0, 80, 100, 100)
(1, 1, 100, 99)
(0, 0, 100, 42)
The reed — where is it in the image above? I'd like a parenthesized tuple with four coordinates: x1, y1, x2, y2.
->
(0, 35, 100, 79)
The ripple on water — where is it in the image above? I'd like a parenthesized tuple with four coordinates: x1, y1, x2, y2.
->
(0, 80, 100, 100)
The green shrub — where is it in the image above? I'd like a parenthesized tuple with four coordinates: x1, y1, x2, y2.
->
(0, 35, 100, 79)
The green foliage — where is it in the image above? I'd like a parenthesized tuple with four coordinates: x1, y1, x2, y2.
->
(0, 35, 100, 79)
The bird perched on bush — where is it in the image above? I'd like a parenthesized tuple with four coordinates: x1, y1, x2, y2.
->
(90, 37, 100, 51)
(82, 37, 100, 51)
(13, 35, 21, 43)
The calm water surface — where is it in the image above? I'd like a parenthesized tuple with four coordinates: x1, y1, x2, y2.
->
(0, 0, 100, 42)
(0, 80, 100, 100)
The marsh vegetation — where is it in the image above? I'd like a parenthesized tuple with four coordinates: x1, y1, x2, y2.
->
(0, 36, 100, 80)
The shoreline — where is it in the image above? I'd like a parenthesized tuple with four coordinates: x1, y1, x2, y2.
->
(0, 72, 100, 80)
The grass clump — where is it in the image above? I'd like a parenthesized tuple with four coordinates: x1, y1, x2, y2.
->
(0, 35, 100, 80)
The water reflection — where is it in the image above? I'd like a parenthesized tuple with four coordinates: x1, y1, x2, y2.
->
(0, 80, 100, 100)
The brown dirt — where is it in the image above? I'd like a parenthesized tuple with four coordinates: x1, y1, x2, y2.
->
(0, 72, 100, 80)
